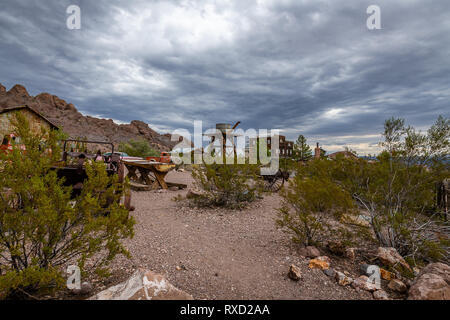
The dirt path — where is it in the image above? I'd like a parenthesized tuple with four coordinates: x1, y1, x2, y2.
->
(110, 171, 371, 300)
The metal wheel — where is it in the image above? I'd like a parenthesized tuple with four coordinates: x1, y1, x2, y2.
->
(263, 175, 285, 192)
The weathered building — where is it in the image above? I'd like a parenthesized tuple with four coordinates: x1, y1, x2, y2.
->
(0, 105, 59, 138)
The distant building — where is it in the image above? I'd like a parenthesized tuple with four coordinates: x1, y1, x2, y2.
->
(0, 105, 59, 139)
(327, 150, 358, 160)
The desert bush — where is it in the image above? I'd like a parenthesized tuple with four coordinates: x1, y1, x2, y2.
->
(118, 139, 159, 158)
(286, 116, 449, 265)
(0, 113, 135, 299)
(277, 169, 355, 246)
(190, 163, 263, 209)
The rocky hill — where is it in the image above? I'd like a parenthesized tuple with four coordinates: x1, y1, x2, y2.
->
(0, 83, 177, 151)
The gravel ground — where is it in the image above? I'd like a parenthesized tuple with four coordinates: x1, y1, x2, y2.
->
(106, 171, 372, 300)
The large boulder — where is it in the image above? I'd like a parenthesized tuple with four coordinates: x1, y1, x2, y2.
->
(376, 247, 412, 272)
(89, 269, 193, 300)
(408, 263, 450, 300)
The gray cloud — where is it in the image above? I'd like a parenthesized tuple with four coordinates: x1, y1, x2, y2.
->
(0, 0, 449, 154)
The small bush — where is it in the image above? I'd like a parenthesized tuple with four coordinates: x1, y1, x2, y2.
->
(118, 139, 159, 158)
(276, 169, 355, 246)
(190, 163, 263, 209)
(0, 113, 135, 299)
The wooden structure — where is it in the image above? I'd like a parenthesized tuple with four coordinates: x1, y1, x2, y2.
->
(123, 159, 187, 190)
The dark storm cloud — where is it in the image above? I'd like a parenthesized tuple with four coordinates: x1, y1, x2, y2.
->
(0, 0, 449, 153)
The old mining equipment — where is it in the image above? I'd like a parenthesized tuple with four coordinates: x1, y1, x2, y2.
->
(263, 135, 293, 192)
(207, 122, 293, 193)
(52, 139, 133, 211)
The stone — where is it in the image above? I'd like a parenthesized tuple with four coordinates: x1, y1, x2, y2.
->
(327, 241, 345, 256)
(169, 186, 179, 191)
(408, 263, 450, 300)
(413, 267, 421, 277)
(71, 281, 93, 295)
(288, 264, 302, 281)
(299, 246, 321, 258)
(360, 263, 370, 275)
(376, 247, 412, 272)
(323, 268, 336, 278)
(388, 279, 407, 293)
(380, 268, 394, 281)
(186, 189, 203, 199)
(352, 275, 381, 292)
(335, 271, 353, 286)
(344, 248, 356, 260)
(360, 264, 382, 279)
(8, 84, 30, 98)
(373, 289, 389, 300)
(89, 269, 193, 300)
(308, 256, 331, 270)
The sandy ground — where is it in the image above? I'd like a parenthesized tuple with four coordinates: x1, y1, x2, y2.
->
(106, 171, 372, 300)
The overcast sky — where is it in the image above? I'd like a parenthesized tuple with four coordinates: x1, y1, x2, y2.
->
(1, 0, 449, 154)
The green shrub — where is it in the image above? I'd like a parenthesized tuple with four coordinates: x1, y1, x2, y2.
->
(277, 169, 355, 246)
(0, 113, 135, 299)
(284, 116, 449, 265)
(190, 163, 263, 209)
(118, 139, 159, 158)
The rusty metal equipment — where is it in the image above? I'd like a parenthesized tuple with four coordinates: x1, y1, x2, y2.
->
(52, 139, 133, 211)
(261, 135, 293, 192)
(207, 122, 293, 193)
(123, 159, 187, 191)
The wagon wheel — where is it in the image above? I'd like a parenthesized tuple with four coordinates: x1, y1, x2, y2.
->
(263, 175, 285, 193)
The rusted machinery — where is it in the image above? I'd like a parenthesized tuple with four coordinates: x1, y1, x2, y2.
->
(207, 122, 294, 192)
(123, 159, 187, 191)
(52, 139, 133, 211)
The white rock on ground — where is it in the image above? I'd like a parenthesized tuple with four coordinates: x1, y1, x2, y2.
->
(89, 269, 194, 300)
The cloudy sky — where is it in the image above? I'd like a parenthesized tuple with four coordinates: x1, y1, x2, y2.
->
(1, 0, 449, 154)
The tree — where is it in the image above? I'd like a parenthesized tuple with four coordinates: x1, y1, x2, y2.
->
(118, 139, 159, 158)
(277, 172, 355, 246)
(0, 113, 135, 298)
(279, 116, 449, 267)
(293, 135, 312, 161)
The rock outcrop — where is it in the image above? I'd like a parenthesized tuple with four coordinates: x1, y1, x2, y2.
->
(408, 263, 450, 300)
(0, 83, 177, 151)
(89, 269, 193, 300)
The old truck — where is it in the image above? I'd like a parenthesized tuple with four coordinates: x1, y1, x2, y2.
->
(146, 151, 172, 163)
(53, 139, 134, 211)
